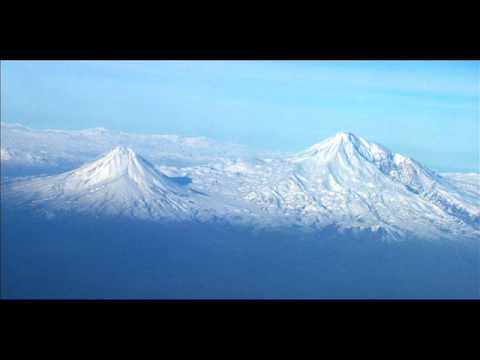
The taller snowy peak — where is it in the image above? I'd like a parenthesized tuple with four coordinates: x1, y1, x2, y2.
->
(328, 131, 365, 145)
(293, 132, 391, 165)
(289, 132, 397, 189)
(291, 132, 440, 188)
(286, 132, 479, 232)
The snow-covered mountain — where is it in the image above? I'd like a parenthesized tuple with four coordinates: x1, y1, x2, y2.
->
(2, 128, 479, 241)
(183, 132, 479, 240)
(2, 146, 259, 223)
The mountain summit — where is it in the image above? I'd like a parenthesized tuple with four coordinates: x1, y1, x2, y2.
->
(220, 132, 479, 240)
(64, 146, 184, 195)
(5, 147, 200, 220)
(290, 132, 443, 194)
(293, 132, 391, 165)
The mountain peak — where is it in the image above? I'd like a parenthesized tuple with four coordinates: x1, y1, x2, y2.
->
(294, 132, 377, 161)
(330, 132, 369, 148)
(5, 145, 202, 221)
(333, 131, 357, 141)
(96, 146, 142, 173)
(109, 146, 136, 157)
(66, 146, 162, 190)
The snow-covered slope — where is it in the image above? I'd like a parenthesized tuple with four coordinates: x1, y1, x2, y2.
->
(2, 146, 258, 223)
(184, 133, 480, 240)
(2, 129, 479, 241)
(290, 133, 479, 234)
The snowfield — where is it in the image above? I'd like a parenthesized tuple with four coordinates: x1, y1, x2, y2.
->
(1, 123, 479, 241)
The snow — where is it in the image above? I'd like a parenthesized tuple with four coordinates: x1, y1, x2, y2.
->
(2, 124, 479, 241)
(183, 132, 480, 240)
(3, 146, 261, 224)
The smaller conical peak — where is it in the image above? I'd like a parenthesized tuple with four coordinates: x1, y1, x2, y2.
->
(109, 146, 136, 157)
(102, 146, 143, 165)
(58, 146, 189, 208)
(68, 146, 152, 187)
(98, 146, 149, 174)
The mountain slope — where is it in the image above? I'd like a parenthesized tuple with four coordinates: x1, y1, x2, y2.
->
(4, 147, 210, 221)
(292, 133, 479, 228)
(185, 133, 479, 240)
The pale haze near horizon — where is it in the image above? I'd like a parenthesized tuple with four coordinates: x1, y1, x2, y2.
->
(1, 60, 478, 172)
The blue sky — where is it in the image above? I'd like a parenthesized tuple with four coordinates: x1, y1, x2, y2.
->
(1, 60, 478, 171)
